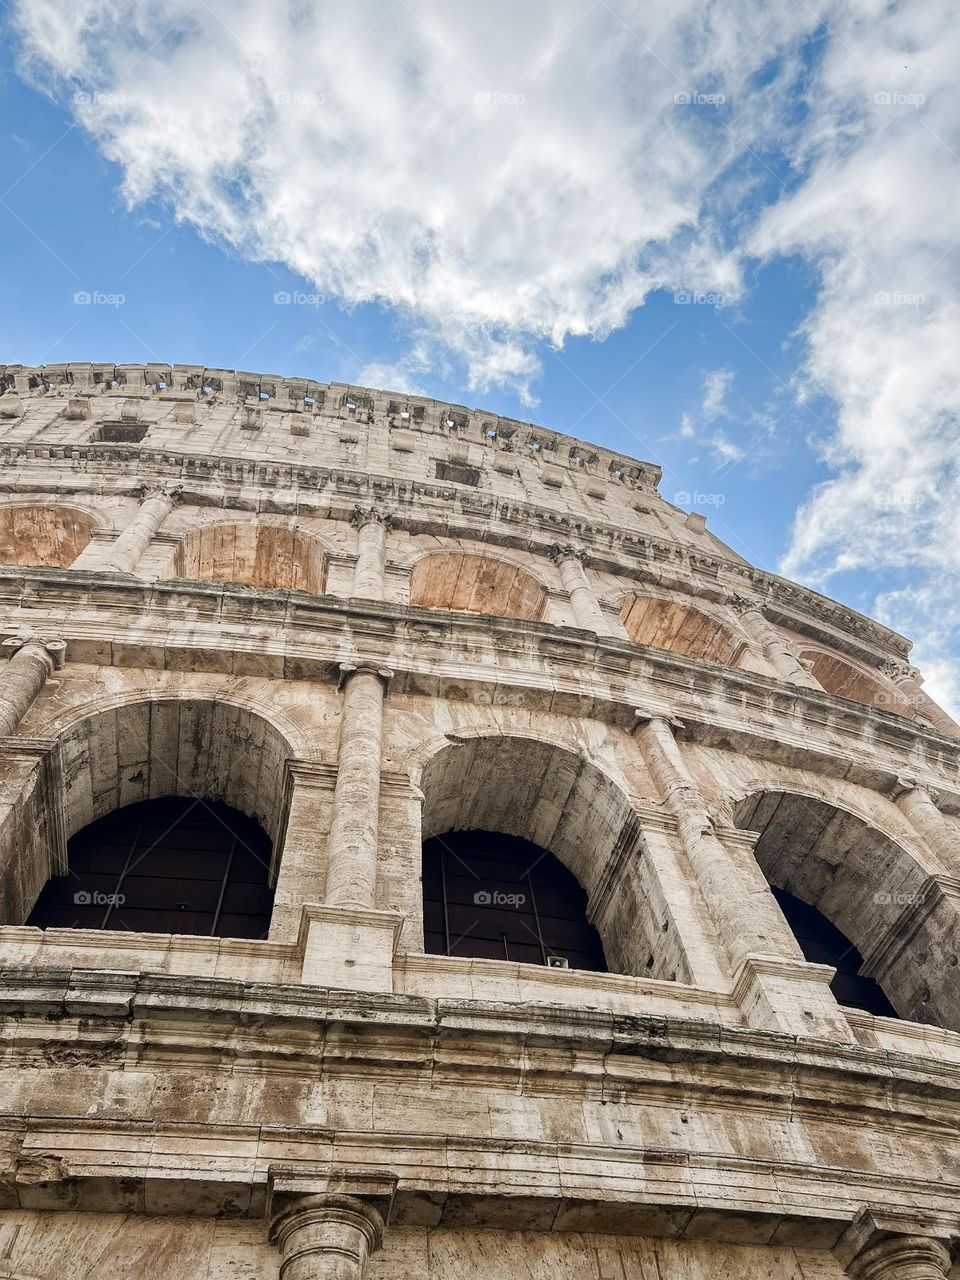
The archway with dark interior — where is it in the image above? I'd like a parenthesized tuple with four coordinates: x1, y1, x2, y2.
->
(423, 829, 606, 970)
(27, 795, 273, 938)
(734, 788, 960, 1026)
(417, 734, 684, 981)
(3, 697, 292, 940)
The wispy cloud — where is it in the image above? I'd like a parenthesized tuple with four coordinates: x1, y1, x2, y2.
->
(702, 367, 734, 421)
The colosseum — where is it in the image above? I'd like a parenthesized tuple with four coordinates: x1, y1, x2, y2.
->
(0, 360, 959, 1278)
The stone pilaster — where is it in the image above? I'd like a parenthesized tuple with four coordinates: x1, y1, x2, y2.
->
(633, 712, 854, 1039)
(350, 506, 394, 599)
(0, 635, 66, 737)
(731, 597, 820, 688)
(548, 544, 624, 637)
(268, 1167, 397, 1280)
(891, 777, 960, 874)
(97, 483, 183, 575)
(324, 665, 392, 909)
(834, 1208, 954, 1278)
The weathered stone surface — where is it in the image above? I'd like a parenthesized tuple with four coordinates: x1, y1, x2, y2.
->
(0, 363, 959, 1275)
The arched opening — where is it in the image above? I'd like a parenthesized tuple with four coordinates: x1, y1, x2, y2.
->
(170, 522, 327, 594)
(409, 553, 547, 621)
(26, 796, 273, 938)
(801, 650, 913, 717)
(0, 505, 96, 568)
(418, 735, 683, 981)
(423, 830, 606, 970)
(734, 789, 957, 1026)
(4, 698, 292, 938)
(620, 594, 740, 665)
(771, 886, 897, 1017)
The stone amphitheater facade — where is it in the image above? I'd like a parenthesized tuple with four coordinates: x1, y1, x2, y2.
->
(0, 360, 960, 1277)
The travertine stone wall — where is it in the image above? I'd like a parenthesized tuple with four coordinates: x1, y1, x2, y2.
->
(1, 362, 960, 1277)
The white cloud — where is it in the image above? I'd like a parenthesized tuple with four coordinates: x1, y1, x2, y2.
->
(679, 412, 696, 439)
(701, 368, 734, 421)
(708, 432, 745, 466)
(11, 0, 821, 401)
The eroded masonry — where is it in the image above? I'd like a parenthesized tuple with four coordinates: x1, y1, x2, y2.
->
(0, 361, 959, 1278)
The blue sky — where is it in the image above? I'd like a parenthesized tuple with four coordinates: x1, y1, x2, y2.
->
(1, 2, 958, 708)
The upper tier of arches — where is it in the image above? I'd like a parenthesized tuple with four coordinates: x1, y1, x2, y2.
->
(0, 498, 933, 734)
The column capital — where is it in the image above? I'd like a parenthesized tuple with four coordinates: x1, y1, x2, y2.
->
(728, 592, 766, 619)
(267, 1164, 398, 1255)
(631, 709, 685, 734)
(880, 657, 922, 685)
(135, 481, 184, 503)
(350, 503, 395, 530)
(1, 634, 66, 671)
(890, 774, 942, 805)
(546, 542, 587, 565)
(834, 1207, 954, 1278)
(337, 663, 394, 691)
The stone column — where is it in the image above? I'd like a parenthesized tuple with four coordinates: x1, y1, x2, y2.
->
(731, 597, 820, 688)
(548, 544, 623, 637)
(0, 636, 66, 736)
(882, 660, 960, 738)
(835, 1208, 953, 1278)
(324, 665, 392, 909)
(633, 714, 797, 966)
(891, 777, 960, 874)
(350, 506, 393, 599)
(98, 484, 183, 575)
(268, 1169, 397, 1280)
(633, 712, 853, 1039)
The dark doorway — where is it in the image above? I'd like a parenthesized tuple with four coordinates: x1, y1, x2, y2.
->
(422, 830, 606, 971)
(772, 886, 898, 1018)
(27, 796, 274, 939)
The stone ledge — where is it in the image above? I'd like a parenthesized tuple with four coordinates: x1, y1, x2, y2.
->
(2, 1118, 960, 1248)
(3, 967, 960, 1102)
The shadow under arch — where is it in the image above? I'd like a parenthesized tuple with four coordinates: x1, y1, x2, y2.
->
(2, 696, 295, 936)
(419, 733, 678, 980)
(409, 552, 547, 621)
(734, 788, 958, 1027)
(620, 592, 741, 665)
(168, 520, 328, 594)
(0, 503, 97, 568)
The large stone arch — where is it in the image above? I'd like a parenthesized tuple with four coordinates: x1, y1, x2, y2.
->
(619, 591, 743, 665)
(167, 519, 329, 594)
(416, 732, 672, 979)
(733, 787, 959, 1027)
(0, 503, 98, 568)
(0, 696, 295, 930)
(408, 551, 548, 621)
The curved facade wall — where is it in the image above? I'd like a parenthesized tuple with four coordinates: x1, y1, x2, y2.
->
(0, 362, 960, 1277)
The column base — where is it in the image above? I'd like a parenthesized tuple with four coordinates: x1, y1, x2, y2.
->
(298, 903, 404, 993)
(732, 954, 855, 1041)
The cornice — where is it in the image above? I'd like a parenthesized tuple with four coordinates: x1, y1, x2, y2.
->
(0, 440, 910, 659)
